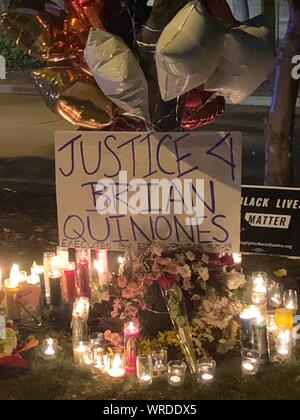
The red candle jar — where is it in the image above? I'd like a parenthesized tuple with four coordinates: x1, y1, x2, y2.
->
(64, 263, 77, 303)
(124, 320, 140, 375)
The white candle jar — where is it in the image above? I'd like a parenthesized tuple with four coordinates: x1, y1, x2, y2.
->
(196, 359, 216, 384)
(42, 338, 58, 361)
(137, 354, 153, 385)
(241, 349, 260, 376)
(167, 360, 187, 387)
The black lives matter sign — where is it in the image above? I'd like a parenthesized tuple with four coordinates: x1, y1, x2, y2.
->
(241, 186, 300, 256)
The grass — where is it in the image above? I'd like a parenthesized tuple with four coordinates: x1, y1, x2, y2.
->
(2, 351, 300, 400)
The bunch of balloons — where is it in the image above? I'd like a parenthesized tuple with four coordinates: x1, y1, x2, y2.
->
(1, 0, 274, 131)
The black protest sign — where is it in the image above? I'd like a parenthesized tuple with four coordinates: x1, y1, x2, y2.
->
(241, 186, 300, 256)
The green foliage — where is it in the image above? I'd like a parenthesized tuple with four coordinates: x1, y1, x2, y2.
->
(0, 26, 43, 70)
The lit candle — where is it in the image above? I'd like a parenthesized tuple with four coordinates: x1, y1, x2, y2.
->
(107, 354, 126, 378)
(31, 262, 46, 307)
(73, 341, 89, 365)
(42, 338, 58, 361)
(167, 361, 186, 386)
(56, 246, 69, 265)
(241, 349, 259, 376)
(43, 252, 55, 302)
(124, 320, 140, 374)
(196, 359, 216, 384)
(251, 272, 268, 305)
(233, 253, 242, 265)
(276, 329, 292, 360)
(5, 264, 21, 320)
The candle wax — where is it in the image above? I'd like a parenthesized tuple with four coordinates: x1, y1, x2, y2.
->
(242, 362, 255, 372)
(202, 373, 214, 381)
(169, 375, 181, 384)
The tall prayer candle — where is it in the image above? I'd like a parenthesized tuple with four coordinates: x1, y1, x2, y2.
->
(76, 249, 91, 299)
(43, 252, 55, 302)
(64, 263, 77, 303)
(49, 269, 63, 308)
(124, 320, 140, 375)
(5, 264, 21, 320)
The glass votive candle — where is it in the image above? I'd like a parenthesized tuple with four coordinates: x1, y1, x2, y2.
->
(241, 349, 260, 376)
(167, 361, 187, 387)
(152, 349, 168, 375)
(251, 272, 268, 304)
(73, 341, 90, 366)
(196, 359, 216, 384)
(82, 345, 94, 367)
(91, 345, 106, 374)
(137, 354, 153, 385)
(106, 353, 126, 379)
(276, 329, 292, 361)
(283, 290, 298, 314)
(89, 332, 104, 348)
(275, 308, 293, 330)
(268, 283, 284, 308)
(42, 338, 58, 361)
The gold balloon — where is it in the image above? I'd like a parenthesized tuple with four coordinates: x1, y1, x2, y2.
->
(32, 67, 115, 129)
(1, 9, 59, 61)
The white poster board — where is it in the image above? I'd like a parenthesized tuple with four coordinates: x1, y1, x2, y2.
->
(55, 131, 241, 253)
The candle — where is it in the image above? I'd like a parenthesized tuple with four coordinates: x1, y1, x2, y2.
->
(137, 354, 153, 385)
(43, 252, 55, 302)
(107, 354, 126, 378)
(233, 253, 242, 265)
(31, 262, 46, 307)
(64, 263, 77, 303)
(124, 320, 140, 374)
(241, 349, 259, 376)
(283, 290, 298, 314)
(72, 297, 90, 345)
(42, 338, 58, 361)
(5, 264, 21, 320)
(276, 329, 292, 361)
(167, 361, 186, 386)
(196, 359, 216, 384)
(268, 282, 284, 308)
(56, 246, 69, 265)
(251, 272, 268, 304)
(95, 250, 109, 287)
(73, 341, 90, 365)
(49, 269, 63, 308)
(275, 308, 293, 330)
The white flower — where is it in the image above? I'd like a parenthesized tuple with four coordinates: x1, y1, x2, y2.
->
(196, 265, 209, 282)
(180, 264, 192, 279)
(226, 272, 246, 290)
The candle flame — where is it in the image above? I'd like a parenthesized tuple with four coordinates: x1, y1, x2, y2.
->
(9, 264, 20, 288)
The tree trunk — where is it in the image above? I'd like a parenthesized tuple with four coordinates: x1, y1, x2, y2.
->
(232, 0, 249, 22)
(265, 0, 300, 186)
(138, 0, 190, 131)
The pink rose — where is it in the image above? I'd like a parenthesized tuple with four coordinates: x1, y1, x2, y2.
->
(126, 305, 139, 318)
(158, 274, 177, 290)
(118, 275, 128, 289)
(167, 261, 180, 275)
(104, 330, 112, 341)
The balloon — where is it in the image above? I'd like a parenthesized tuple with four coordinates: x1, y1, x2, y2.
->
(84, 28, 150, 122)
(155, 1, 225, 102)
(1, 5, 67, 61)
(205, 14, 275, 104)
(180, 86, 225, 130)
(32, 67, 115, 129)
